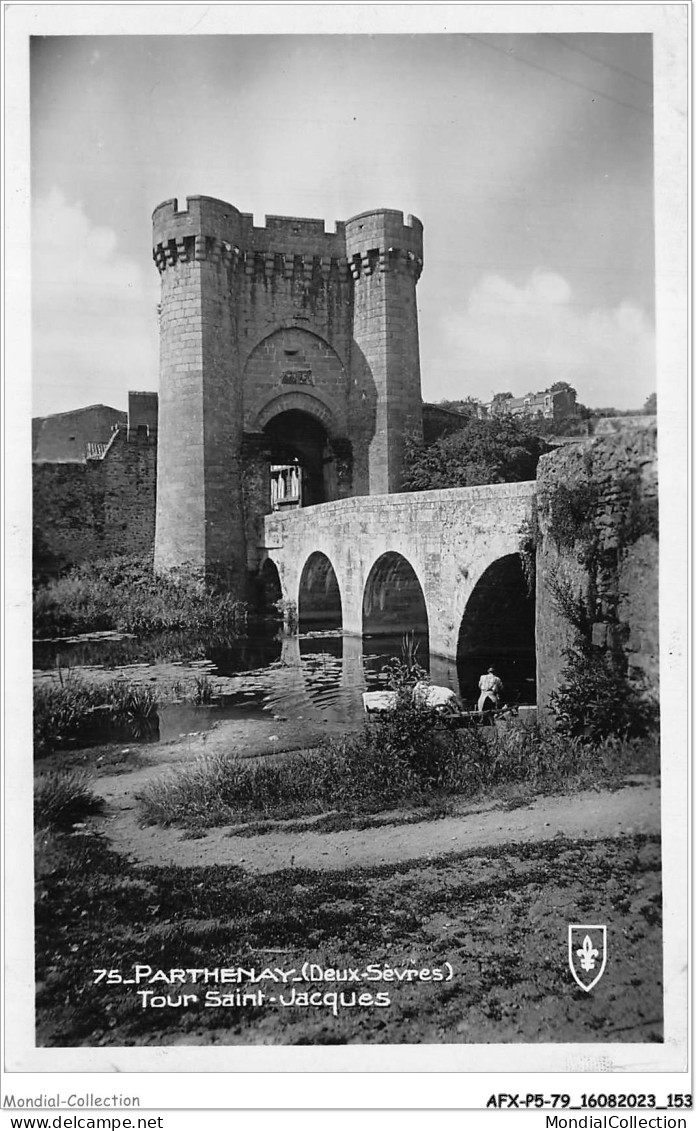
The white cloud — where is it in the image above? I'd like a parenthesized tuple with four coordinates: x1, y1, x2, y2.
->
(32, 190, 159, 415)
(432, 271, 655, 411)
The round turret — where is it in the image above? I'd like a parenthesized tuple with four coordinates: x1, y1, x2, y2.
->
(344, 209, 423, 279)
(153, 195, 242, 260)
(153, 195, 246, 588)
(344, 209, 424, 493)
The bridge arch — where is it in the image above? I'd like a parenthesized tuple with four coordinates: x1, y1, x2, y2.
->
(257, 556, 282, 614)
(456, 552, 535, 706)
(362, 551, 429, 642)
(298, 551, 343, 630)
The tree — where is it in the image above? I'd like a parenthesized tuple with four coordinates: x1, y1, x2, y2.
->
(401, 417, 552, 492)
(643, 392, 657, 414)
(548, 380, 576, 395)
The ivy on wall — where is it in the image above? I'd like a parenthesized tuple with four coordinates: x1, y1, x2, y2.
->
(545, 482, 600, 555)
(539, 459, 659, 739)
(543, 471, 657, 559)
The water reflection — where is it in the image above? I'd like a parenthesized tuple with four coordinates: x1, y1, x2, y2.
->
(267, 630, 431, 725)
(34, 620, 535, 737)
(32, 624, 283, 674)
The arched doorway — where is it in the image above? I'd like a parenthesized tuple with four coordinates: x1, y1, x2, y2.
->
(362, 552, 429, 639)
(298, 552, 342, 631)
(456, 553, 535, 707)
(263, 410, 335, 508)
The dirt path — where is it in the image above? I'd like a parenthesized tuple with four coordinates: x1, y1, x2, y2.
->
(96, 772, 660, 874)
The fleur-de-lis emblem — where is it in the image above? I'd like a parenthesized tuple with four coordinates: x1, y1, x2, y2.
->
(576, 934, 599, 972)
(568, 925, 607, 991)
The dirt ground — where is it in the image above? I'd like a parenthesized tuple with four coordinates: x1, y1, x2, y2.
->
(36, 716, 663, 1047)
(77, 715, 661, 873)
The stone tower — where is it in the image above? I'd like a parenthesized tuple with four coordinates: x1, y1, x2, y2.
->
(152, 195, 423, 591)
(345, 210, 424, 493)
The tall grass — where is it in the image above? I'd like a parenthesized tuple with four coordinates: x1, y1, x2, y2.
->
(33, 672, 160, 755)
(138, 703, 659, 830)
(192, 675, 215, 704)
(33, 553, 247, 639)
(34, 769, 104, 829)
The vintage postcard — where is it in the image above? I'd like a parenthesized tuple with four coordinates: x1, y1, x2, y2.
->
(2, 0, 690, 1109)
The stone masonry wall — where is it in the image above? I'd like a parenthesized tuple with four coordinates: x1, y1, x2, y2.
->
(535, 425, 658, 716)
(243, 327, 350, 437)
(33, 429, 157, 572)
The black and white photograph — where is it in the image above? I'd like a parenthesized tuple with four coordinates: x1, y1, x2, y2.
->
(3, 1, 689, 1089)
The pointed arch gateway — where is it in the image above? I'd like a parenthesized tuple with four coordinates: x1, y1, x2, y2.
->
(456, 553, 535, 707)
(245, 327, 351, 508)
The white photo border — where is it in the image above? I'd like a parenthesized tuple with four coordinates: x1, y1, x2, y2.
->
(2, 0, 690, 1098)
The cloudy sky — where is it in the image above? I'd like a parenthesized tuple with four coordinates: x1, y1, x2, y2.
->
(30, 27, 656, 416)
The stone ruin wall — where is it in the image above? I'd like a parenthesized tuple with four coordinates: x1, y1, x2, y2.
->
(535, 425, 659, 716)
(33, 429, 157, 573)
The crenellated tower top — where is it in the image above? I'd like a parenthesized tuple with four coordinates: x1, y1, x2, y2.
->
(152, 196, 423, 279)
(344, 209, 423, 280)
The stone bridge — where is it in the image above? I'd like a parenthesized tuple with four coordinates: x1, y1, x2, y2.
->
(261, 483, 537, 687)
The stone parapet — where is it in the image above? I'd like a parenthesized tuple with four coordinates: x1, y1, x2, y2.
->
(153, 198, 424, 279)
(261, 481, 536, 654)
(152, 196, 243, 249)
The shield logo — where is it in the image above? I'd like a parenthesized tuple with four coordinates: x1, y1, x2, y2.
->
(568, 924, 607, 992)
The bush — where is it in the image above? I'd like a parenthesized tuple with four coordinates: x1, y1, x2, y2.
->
(33, 553, 247, 639)
(379, 630, 429, 698)
(549, 645, 659, 743)
(34, 770, 103, 829)
(401, 418, 551, 492)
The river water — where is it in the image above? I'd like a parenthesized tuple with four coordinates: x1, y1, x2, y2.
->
(33, 618, 535, 744)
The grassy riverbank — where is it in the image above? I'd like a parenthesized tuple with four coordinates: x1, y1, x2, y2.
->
(33, 553, 247, 638)
(137, 706, 659, 830)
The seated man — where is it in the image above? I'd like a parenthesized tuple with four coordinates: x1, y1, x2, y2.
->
(477, 666, 504, 713)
